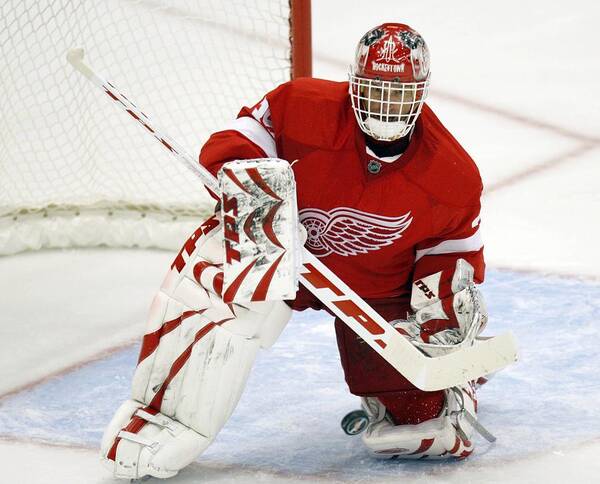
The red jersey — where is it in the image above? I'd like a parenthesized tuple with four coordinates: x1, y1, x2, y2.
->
(200, 78, 485, 311)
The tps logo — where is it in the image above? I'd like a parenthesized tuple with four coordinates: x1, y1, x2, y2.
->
(414, 279, 435, 300)
(222, 193, 241, 264)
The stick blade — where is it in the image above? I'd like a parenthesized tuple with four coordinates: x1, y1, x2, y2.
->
(413, 331, 519, 391)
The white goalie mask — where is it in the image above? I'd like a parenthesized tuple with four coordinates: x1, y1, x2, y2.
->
(349, 23, 431, 142)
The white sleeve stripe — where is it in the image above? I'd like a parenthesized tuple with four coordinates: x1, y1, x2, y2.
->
(222, 116, 278, 159)
(415, 228, 483, 262)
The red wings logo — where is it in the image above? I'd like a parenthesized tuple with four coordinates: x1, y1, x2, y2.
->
(299, 207, 412, 257)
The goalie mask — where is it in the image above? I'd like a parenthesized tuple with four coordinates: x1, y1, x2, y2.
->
(349, 23, 431, 141)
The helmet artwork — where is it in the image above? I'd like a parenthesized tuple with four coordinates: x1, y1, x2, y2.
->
(349, 23, 431, 141)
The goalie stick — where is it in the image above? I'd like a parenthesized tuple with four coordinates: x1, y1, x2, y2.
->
(67, 48, 518, 392)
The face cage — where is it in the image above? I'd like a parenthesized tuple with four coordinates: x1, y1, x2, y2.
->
(348, 74, 430, 141)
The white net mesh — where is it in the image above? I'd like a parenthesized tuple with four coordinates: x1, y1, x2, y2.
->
(0, 0, 293, 254)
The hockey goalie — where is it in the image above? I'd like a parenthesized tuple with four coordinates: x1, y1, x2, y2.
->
(101, 22, 499, 479)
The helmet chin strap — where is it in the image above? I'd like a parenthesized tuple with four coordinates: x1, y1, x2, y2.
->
(365, 117, 410, 141)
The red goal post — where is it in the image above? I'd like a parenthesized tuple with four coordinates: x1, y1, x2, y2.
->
(0, 0, 312, 255)
(291, 0, 312, 79)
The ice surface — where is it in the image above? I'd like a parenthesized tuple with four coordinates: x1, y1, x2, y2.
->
(0, 249, 173, 395)
(1, 269, 600, 481)
(1, 0, 600, 482)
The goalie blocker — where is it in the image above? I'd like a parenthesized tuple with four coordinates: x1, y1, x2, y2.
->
(218, 158, 301, 304)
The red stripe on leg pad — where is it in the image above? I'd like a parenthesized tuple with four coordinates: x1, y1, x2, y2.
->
(243, 208, 259, 244)
(449, 436, 461, 455)
(408, 438, 435, 455)
(149, 317, 233, 410)
(222, 258, 259, 303)
(193, 261, 217, 284)
(193, 260, 224, 296)
(106, 406, 158, 461)
(138, 310, 204, 364)
(109, 318, 232, 460)
(213, 272, 224, 296)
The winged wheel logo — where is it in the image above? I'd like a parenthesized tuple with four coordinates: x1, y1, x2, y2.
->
(299, 207, 412, 257)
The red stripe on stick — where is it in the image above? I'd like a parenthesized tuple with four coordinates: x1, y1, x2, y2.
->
(126, 109, 140, 121)
(105, 89, 118, 101)
(301, 262, 344, 296)
(161, 139, 174, 153)
(375, 339, 387, 349)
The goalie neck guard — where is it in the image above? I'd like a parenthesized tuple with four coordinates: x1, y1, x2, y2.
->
(349, 23, 431, 142)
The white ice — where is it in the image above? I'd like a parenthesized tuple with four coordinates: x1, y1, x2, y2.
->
(2, 0, 600, 482)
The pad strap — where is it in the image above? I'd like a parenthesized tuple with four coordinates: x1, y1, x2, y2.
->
(117, 430, 159, 450)
(134, 409, 177, 433)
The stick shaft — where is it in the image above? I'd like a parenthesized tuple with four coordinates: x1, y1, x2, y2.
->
(67, 48, 220, 200)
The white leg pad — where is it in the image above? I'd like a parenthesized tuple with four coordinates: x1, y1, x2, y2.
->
(101, 400, 211, 479)
(101, 216, 292, 480)
(361, 384, 477, 459)
(102, 323, 262, 479)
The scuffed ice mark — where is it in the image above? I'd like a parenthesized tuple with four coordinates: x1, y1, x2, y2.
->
(0, 269, 599, 480)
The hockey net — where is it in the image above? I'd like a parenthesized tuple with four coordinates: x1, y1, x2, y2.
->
(0, 0, 310, 255)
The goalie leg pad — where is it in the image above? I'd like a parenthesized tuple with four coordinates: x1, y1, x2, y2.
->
(102, 321, 262, 479)
(101, 400, 211, 479)
(101, 216, 292, 479)
(361, 384, 477, 459)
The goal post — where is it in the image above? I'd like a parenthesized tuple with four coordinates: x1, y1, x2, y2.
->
(290, 0, 312, 79)
(0, 0, 312, 255)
